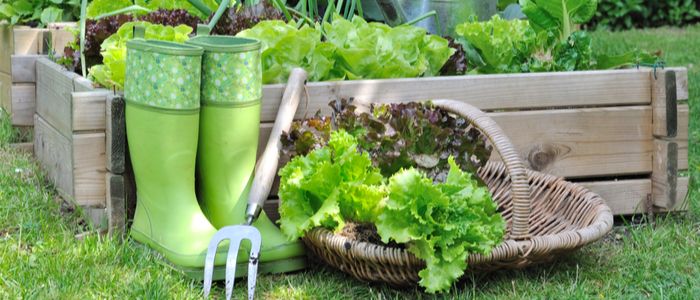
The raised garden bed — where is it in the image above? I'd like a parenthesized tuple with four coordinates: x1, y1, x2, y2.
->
(0, 23, 75, 127)
(29, 57, 690, 233)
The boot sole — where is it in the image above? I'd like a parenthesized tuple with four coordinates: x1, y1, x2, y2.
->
(180, 256, 308, 280)
(130, 230, 307, 280)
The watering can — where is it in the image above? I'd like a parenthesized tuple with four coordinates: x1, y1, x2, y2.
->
(370, 0, 497, 35)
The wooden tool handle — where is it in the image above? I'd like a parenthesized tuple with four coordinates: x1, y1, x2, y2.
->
(246, 68, 308, 222)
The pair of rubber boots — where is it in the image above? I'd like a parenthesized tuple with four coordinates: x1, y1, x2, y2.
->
(124, 36, 305, 279)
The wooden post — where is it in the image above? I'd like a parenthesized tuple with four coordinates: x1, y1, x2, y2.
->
(652, 139, 678, 210)
(651, 69, 677, 138)
(650, 69, 687, 210)
(106, 173, 126, 236)
(106, 95, 126, 174)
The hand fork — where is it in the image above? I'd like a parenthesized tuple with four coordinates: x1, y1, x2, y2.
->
(203, 225, 261, 300)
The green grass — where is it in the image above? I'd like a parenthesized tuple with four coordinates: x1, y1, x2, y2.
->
(2, 26, 700, 298)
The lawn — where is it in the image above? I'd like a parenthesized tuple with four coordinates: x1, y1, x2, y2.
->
(1, 25, 699, 299)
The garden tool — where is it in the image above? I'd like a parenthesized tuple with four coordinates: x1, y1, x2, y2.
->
(124, 28, 230, 279)
(201, 68, 308, 300)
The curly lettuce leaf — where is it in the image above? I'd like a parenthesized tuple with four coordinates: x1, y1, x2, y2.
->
(455, 15, 542, 73)
(278, 130, 385, 240)
(237, 20, 338, 83)
(88, 21, 192, 90)
(376, 157, 505, 293)
(237, 16, 454, 83)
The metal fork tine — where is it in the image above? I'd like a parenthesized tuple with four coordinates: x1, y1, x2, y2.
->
(247, 230, 262, 300)
(203, 229, 223, 299)
(224, 231, 242, 300)
(202, 225, 263, 300)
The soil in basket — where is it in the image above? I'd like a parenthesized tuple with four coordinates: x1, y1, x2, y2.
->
(339, 222, 405, 250)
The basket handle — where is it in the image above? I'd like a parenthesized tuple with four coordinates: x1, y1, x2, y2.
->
(432, 99, 531, 240)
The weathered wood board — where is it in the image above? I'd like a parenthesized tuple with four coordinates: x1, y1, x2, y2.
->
(34, 65, 691, 232)
(1, 23, 76, 126)
(34, 59, 108, 210)
(10, 83, 35, 126)
(260, 69, 659, 122)
(259, 106, 655, 178)
(34, 114, 106, 207)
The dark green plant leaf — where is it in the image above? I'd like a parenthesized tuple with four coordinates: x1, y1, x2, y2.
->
(40, 7, 63, 25)
(0, 4, 14, 18)
(12, 0, 33, 15)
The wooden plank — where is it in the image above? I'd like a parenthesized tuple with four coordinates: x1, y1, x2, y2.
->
(667, 67, 688, 101)
(83, 207, 107, 229)
(72, 90, 107, 131)
(106, 95, 125, 174)
(0, 72, 11, 113)
(47, 23, 76, 55)
(652, 139, 678, 210)
(651, 69, 678, 138)
(73, 77, 95, 92)
(106, 173, 126, 236)
(73, 132, 106, 207)
(12, 28, 45, 55)
(492, 106, 653, 178)
(36, 58, 77, 138)
(10, 83, 35, 126)
(34, 114, 74, 198)
(0, 24, 12, 74)
(674, 177, 689, 210)
(583, 178, 687, 215)
(9, 142, 33, 154)
(582, 179, 651, 215)
(262, 106, 656, 179)
(11, 55, 46, 83)
(260, 69, 653, 122)
(676, 104, 688, 170)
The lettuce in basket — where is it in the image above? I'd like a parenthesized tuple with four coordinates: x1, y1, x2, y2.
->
(278, 128, 505, 293)
(277, 130, 385, 240)
(376, 157, 505, 293)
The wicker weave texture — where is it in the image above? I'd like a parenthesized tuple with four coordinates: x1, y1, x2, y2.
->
(301, 100, 614, 287)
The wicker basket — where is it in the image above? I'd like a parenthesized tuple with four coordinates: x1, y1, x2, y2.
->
(300, 99, 614, 287)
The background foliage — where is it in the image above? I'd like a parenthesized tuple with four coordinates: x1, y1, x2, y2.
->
(0, 0, 80, 27)
(585, 0, 700, 30)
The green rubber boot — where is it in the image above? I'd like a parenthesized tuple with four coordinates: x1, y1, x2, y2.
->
(124, 39, 229, 280)
(187, 35, 306, 274)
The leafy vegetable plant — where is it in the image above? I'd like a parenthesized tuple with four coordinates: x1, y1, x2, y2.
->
(236, 16, 454, 83)
(278, 129, 505, 293)
(0, 0, 80, 27)
(88, 21, 192, 89)
(521, 0, 598, 41)
(282, 100, 492, 182)
(454, 13, 660, 73)
(376, 157, 505, 293)
(237, 20, 338, 83)
(278, 130, 385, 240)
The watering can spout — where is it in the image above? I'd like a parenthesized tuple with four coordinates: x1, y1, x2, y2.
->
(371, 0, 497, 35)
(374, 0, 408, 26)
